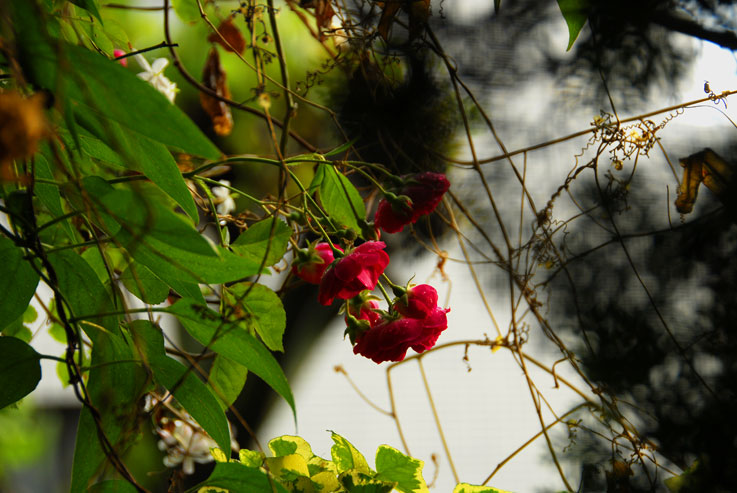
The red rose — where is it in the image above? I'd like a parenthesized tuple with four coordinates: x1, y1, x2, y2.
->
(393, 284, 438, 319)
(318, 241, 390, 305)
(292, 242, 338, 285)
(374, 172, 450, 233)
(409, 307, 449, 353)
(352, 283, 450, 363)
(352, 317, 426, 363)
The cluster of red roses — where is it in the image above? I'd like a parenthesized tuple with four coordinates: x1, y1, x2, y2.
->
(290, 172, 451, 363)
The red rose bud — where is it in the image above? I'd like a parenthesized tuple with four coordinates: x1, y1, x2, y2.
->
(292, 242, 338, 284)
(374, 172, 450, 233)
(346, 298, 382, 327)
(318, 241, 390, 305)
(393, 284, 439, 319)
(114, 49, 128, 67)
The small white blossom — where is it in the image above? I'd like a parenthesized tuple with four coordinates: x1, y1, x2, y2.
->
(134, 54, 178, 103)
(158, 419, 218, 475)
(212, 180, 236, 216)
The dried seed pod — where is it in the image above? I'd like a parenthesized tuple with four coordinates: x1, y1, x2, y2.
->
(200, 48, 234, 137)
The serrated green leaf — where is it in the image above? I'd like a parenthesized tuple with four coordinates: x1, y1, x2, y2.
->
(264, 454, 311, 481)
(167, 299, 295, 420)
(315, 163, 366, 232)
(308, 454, 337, 477)
(375, 445, 428, 493)
(0, 236, 40, 332)
(225, 283, 286, 352)
(209, 355, 248, 410)
(339, 471, 395, 493)
(129, 320, 231, 454)
(452, 483, 513, 493)
(120, 261, 170, 305)
(211, 447, 230, 463)
(557, 0, 589, 51)
(230, 219, 292, 268)
(330, 432, 370, 474)
(187, 462, 290, 493)
(269, 436, 314, 460)
(172, 0, 201, 23)
(239, 449, 265, 468)
(0, 337, 42, 409)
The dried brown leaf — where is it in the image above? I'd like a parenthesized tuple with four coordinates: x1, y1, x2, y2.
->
(208, 17, 246, 55)
(200, 48, 234, 137)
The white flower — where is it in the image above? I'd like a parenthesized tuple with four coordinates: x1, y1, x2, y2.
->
(212, 180, 236, 216)
(134, 54, 178, 103)
(158, 419, 218, 475)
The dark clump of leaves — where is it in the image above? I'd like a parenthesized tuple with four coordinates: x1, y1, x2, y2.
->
(333, 49, 457, 176)
(552, 176, 737, 491)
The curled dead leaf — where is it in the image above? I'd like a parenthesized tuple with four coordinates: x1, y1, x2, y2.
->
(300, 0, 336, 38)
(0, 90, 47, 181)
(200, 48, 234, 137)
(207, 17, 246, 55)
(675, 148, 734, 214)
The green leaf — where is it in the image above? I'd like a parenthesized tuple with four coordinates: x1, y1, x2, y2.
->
(452, 484, 513, 493)
(47, 249, 118, 337)
(0, 337, 42, 409)
(187, 462, 290, 493)
(557, 0, 589, 51)
(14, 22, 221, 159)
(34, 152, 77, 241)
(69, 325, 146, 493)
(231, 219, 292, 268)
(81, 177, 214, 256)
(330, 432, 370, 474)
(74, 114, 199, 222)
(129, 320, 231, 454)
(120, 261, 170, 305)
(2, 319, 33, 343)
(0, 236, 40, 332)
(172, 0, 201, 23)
(88, 480, 140, 493)
(208, 355, 248, 410)
(69, 0, 103, 24)
(375, 445, 429, 493)
(2, 305, 38, 343)
(167, 299, 295, 419)
(314, 163, 366, 232)
(225, 283, 286, 352)
(77, 17, 113, 55)
(323, 138, 358, 157)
